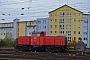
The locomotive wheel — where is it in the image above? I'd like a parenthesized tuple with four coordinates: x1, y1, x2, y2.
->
(45, 47, 50, 52)
(14, 46, 18, 52)
(46, 49, 50, 52)
(23, 46, 28, 51)
(51, 47, 55, 53)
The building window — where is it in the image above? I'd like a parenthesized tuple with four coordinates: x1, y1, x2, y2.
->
(59, 31, 64, 36)
(54, 25, 57, 28)
(7, 24, 8, 27)
(78, 31, 80, 34)
(74, 13, 76, 16)
(74, 19, 76, 22)
(86, 44, 87, 46)
(66, 12, 71, 17)
(38, 26, 41, 29)
(30, 22, 31, 25)
(50, 20, 52, 22)
(4, 33, 5, 35)
(84, 21, 88, 23)
(4, 24, 6, 26)
(32, 22, 34, 24)
(18, 29, 19, 32)
(84, 32, 87, 35)
(18, 23, 19, 27)
(55, 31, 57, 34)
(74, 25, 76, 28)
(78, 37, 81, 40)
(78, 25, 80, 28)
(49, 14, 52, 17)
(18, 33, 19, 36)
(74, 37, 76, 40)
(50, 25, 52, 28)
(84, 38, 85, 40)
(78, 14, 80, 16)
(60, 12, 64, 17)
(60, 19, 64, 23)
(43, 20, 46, 23)
(66, 25, 71, 29)
(38, 21, 41, 23)
(43, 26, 46, 29)
(29, 32, 31, 35)
(66, 19, 71, 23)
(67, 37, 71, 42)
(59, 25, 64, 29)
(66, 31, 71, 36)
(78, 20, 80, 22)
(84, 38, 87, 40)
(84, 26, 87, 29)
(55, 19, 57, 22)
(50, 31, 52, 34)
(74, 31, 76, 34)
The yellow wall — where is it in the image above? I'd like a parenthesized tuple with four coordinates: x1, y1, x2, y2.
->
(18, 21, 36, 37)
(49, 5, 82, 42)
(26, 20, 36, 26)
(18, 22, 26, 36)
(0, 23, 13, 27)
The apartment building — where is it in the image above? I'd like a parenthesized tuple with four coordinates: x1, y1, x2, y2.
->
(82, 14, 90, 48)
(0, 18, 37, 40)
(36, 18, 49, 36)
(48, 5, 83, 42)
(0, 22, 14, 39)
(17, 20, 37, 37)
(26, 20, 37, 36)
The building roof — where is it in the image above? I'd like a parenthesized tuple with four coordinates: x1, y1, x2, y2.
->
(83, 14, 90, 15)
(0, 22, 13, 24)
(37, 18, 48, 20)
(49, 5, 83, 14)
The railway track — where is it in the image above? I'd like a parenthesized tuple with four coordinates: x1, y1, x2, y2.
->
(0, 51, 90, 60)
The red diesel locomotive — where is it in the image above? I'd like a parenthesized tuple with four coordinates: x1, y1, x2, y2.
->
(14, 32, 68, 52)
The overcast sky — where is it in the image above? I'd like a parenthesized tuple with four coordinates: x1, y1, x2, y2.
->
(0, 0, 90, 23)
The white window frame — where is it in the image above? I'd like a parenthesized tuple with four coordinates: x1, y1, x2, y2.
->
(60, 12, 64, 17)
(66, 12, 71, 17)
(66, 19, 71, 23)
(50, 25, 52, 28)
(50, 31, 52, 34)
(78, 25, 80, 28)
(66, 25, 71, 29)
(60, 19, 64, 23)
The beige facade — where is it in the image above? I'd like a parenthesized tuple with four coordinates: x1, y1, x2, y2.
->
(49, 5, 83, 42)
(0, 23, 13, 28)
(17, 20, 36, 37)
(26, 20, 36, 26)
(0, 20, 36, 39)
(17, 22, 26, 36)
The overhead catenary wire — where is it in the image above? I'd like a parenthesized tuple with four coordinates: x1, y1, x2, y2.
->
(0, 0, 90, 22)
(0, 1, 90, 9)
